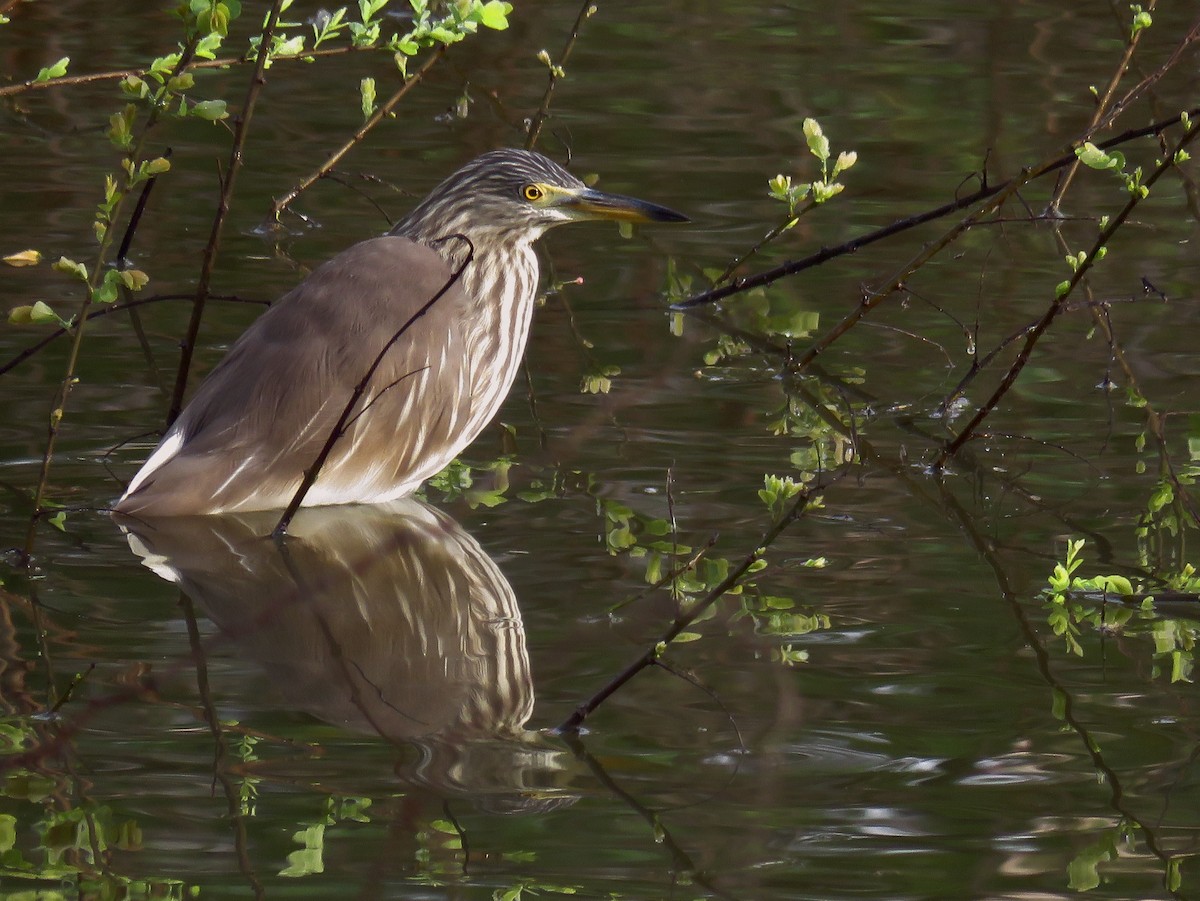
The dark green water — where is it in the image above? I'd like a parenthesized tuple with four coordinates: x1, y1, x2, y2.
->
(2, 1, 1200, 898)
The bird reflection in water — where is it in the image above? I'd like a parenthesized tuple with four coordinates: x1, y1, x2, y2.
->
(116, 499, 570, 812)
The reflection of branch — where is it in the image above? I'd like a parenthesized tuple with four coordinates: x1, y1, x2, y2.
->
(935, 481, 1183, 898)
(610, 534, 719, 614)
(180, 593, 266, 900)
(167, 0, 287, 426)
(558, 468, 845, 734)
(562, 733, 742, 901)
(272, 235, 474, 538)
(524, 0, 595, 150)
(672, 106, 1200, 313)
(264, 48, 445, 226)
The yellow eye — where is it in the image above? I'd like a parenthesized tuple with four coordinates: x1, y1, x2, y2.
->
(522, 184, 543, 201)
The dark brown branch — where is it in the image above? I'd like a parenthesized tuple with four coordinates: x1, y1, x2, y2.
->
(672, 106, 1200, 312)
(525, 0, 596, 150)
(117, 148, 171, 264)
(22, 35, 202, 560)
(557, 467, 845, 734)
(0, 294, 259, 378)
(938, 118, 1200, 466)
(263, 47, 445, 227)
(0, 43, 371, 98)
(167, 0, 287, 426)
(271, 235, 474, 539)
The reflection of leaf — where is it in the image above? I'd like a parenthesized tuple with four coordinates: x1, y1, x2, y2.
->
(280, 824, 325, 877)
(1067, 831, 1117, 891)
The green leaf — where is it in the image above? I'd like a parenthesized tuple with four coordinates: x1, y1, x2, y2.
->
(34, 56, 70, 83)
(1075, 142, 1124, 172)
(360, 77, 377, 121)
(108, 104, 137, 150)
(143, 157, 172, 176)
(120, 74, 150, 99)
(194, 30, 226, 60)
(477, 1, 512, 30)
(280, 824, 325, 877)
(14, 301, 68, 327)
(166, 73, 195, 92)
(118, 269, 150, 291)
(190, 99, 229, 121)
(52, 256, 88, 282)
(802, 118, 829, 162)
(831, 150, 857, 177)
(93, 276, 119, 304)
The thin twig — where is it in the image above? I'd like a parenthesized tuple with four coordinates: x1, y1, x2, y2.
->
(1049, 0, 1157, 209)
(271, 235, 474, 538)
(167, 0, 287, 425)
(0, 43, 371, 98)
(938, 118, 1200, 466)
(610, 533, 719, 614)
(21, 36, 201, 560)
(525, 0, 596, 149)
(263, 47, 445, 227)
(672, 106, 1200, 312)
(557, 467, 844, 734)
(0, 294, 259, 378)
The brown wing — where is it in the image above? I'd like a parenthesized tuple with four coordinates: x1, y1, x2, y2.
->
(116, 236, 474, 516)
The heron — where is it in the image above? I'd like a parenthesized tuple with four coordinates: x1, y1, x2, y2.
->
(114, 149, 686, 516)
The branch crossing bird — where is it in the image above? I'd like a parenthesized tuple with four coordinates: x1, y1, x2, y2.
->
(114, 149, 686, 516)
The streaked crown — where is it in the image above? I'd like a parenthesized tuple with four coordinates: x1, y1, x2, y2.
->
(392, 149, 587, 246)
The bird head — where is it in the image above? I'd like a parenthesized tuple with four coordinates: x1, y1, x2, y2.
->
(396, 148, 687, 245)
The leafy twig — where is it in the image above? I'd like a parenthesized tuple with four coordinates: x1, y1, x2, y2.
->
(525, 0, 596, 150)
(0, 294, 259, 378)
(263, 47, 445, 228)
(672, 106, 1200, 313)
(938, 116, 1200, 466)
(557, 467, 843, 733)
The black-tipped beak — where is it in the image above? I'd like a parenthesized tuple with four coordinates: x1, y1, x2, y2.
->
(558, 186, 689, 224)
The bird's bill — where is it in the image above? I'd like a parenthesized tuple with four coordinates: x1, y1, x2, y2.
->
(555, 186, 689, 223)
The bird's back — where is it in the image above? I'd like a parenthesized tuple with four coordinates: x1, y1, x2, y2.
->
(115, 236, 489, 516)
